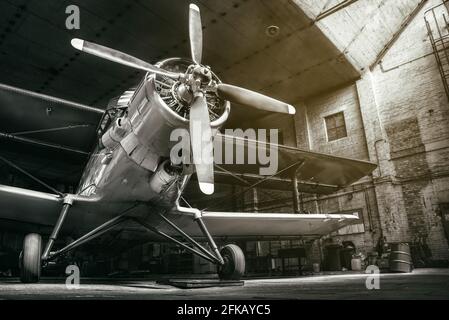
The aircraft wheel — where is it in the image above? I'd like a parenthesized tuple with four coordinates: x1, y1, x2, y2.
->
(218, 244, 245, 280)
(19, 233, 42, 283)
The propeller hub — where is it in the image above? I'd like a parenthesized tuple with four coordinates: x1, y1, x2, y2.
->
(192, 65, 212, 84)
(175, 83, 194, 105)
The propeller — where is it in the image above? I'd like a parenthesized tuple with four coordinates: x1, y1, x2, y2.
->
(189, 4, 203, 65)
(70, 38, 181, 79)
(187, 4, 214, 195)
(189, 93, 214, 194)
(185, 4, 294, 194)
(70, 3, 296, 195)
(216, 84, 296, 115)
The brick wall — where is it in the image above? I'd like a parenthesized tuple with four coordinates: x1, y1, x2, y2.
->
(291, 0, 449, 261)
(233, 0, 449, 264)
(304, 84, 370, 161)
(369, 0, 449, 260)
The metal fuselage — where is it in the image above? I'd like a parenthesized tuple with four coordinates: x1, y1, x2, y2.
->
(76, 62, 229, 223)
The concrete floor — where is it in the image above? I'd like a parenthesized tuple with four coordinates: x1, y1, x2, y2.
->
(0, 269, 448, 299)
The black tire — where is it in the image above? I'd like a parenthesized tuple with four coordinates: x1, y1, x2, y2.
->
(20, 233, 42, 283)
(218, 244, 245, 280)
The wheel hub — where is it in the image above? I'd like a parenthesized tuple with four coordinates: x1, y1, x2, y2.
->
(219, 254, 233, 275)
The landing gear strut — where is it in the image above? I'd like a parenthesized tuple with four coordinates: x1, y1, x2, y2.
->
(136, 207, 246, 281)
(17, 201, 247, 283)
(18, 199, 136, 283)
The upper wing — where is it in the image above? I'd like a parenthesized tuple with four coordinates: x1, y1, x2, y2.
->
(0, 83, 104, 187)
(213, 133, 377, 194)
(0, 83, 103, 151)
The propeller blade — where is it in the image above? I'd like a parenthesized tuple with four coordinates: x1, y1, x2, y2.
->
(189, 93, 214, 195)
(216, 83, 296, 115)
(189, 4, 203, 64)
(71, 38, 181, 79)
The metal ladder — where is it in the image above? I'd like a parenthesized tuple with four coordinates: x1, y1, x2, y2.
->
(425, 1, 449, 101)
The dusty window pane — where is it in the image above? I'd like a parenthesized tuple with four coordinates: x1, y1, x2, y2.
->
(325, 112, 347, 141)
(335, 115, 345, 127)
(325, 116, 335, 129)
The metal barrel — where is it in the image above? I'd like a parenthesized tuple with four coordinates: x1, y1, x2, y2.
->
(389, 243, 413, 273)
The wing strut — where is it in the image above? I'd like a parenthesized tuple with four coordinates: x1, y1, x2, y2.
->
(0, 132, 89, 155)
(202, 160, 305, 211)
(214, 164, 286, 202)
(134, 209, 225, 265)
(0, 155, 64, 196)
(44, 204, 139, 261)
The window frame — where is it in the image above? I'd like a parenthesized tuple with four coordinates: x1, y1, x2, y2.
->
(324, 111, 347, 142)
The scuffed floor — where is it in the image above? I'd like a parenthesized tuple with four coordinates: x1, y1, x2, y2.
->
(0, 269, 448, 300)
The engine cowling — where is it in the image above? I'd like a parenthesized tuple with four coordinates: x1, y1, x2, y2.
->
(105, 57, 230, 173)
(100, 117, 130, 150)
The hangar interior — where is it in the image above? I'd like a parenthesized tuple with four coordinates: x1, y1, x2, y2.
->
(1, 0, 449, 278)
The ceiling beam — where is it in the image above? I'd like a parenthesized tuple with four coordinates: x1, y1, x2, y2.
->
(315, 0, 360, 21)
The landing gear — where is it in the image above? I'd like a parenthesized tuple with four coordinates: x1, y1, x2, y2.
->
(18, 198, 74, 283)
(136, 207, 246, 281)
(218, 244, 245, 280)
(17, 197, 132, 283)
(19, 233, 42, 283)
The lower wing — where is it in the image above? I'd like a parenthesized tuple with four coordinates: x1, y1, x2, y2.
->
(201, 211, 358, 238)
(165, 209, 359, 240)
(0, 184, 358, 241)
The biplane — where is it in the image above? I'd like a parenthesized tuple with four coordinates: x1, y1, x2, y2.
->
(0, 4, 376, 283)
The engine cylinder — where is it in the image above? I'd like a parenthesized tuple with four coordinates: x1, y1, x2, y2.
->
(148, 160, 179, 196)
